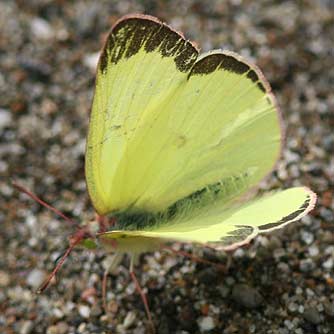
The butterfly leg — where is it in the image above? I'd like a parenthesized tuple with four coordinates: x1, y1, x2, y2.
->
(129, 254, 155, 333)
(37, 230, 87, 293)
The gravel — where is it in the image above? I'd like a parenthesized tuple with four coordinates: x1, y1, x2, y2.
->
(1, 0, 333, 333)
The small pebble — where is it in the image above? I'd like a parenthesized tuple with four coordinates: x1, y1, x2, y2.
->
(77, 323, 86, 333)
(322, 258, 334, 270)
(198, 267, 218, 284)
(52, 308, 64, 319)
(288, 302, 298, 313)
(30, 18, 54, 40)
(55, 322, 69, 334)
(78, 304, 90, 318)
(0, 270, 10, 287)
(232, 284, 263, 308)
(83, 52, 100, 72)
(0, 109, 12, 129)
(308, 245, 319, 257)
(299, 259, 315, 272)
(123, 311, 136, 329)
(20, 320, 33, 334)
(300, 231, 314, 245)
(323, 300, 334, 317)
(284, 319, 294, 330)
(303, 307, 322, 325)
(197, 316, 215, 332)
(26, 269, 46, 289)
(46, 326, 58, 334)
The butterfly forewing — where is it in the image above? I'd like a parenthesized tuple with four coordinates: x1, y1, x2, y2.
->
(86, 15, 282, 217)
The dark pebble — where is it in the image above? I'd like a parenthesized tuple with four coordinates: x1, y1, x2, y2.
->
(324, 300, 334, 317)
(197, 267, 219, 284)
(179, 305, 198, 331)
(303, 307, 322, 325)
(232, 284, 263, 309)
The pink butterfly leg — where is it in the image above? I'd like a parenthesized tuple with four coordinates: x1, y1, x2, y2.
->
(129, 254, 155, 333)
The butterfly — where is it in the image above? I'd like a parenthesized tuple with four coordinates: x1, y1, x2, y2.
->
(15, 13, 316, 329)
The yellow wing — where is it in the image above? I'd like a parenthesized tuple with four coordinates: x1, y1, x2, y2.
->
(99, 187, 316, 251)
(85, 14, 282, 216)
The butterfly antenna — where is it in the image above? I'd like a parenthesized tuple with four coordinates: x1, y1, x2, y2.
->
(12, 181, 77, 226)
(129, 254, 155, 333)
(36, 230, 86, 293)
(162, 245, 227, 272)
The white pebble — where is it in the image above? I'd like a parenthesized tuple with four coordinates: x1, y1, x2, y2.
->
(20, 320, 33, 334)
(284, 319, 294, 330)
(83, 52, 100, 72)
(300, 231, 314, 245)
(78, 304, 90, 318)
(198, 316, 215, 332)
(323, 258, 334, 270)
(308, 245, 319, 257)
(233, 248, 245, 258)
(0, 109, 12, 129)
(123, 311, 136, 329)
(26, 269, 46, 289)
(53, 308, 64, 318)
(325, 246, 334, 255)
(31, 18, 54, 40)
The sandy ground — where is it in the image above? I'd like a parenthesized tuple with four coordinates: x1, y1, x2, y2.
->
(1, 1, 333, 333)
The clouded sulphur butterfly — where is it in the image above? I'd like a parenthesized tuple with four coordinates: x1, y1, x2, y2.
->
(15, 14, 316, 329)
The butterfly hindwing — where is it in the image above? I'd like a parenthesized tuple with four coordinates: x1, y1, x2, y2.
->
(99, 187, 316, 251)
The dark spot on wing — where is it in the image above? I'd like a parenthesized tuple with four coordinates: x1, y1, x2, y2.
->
(220, 55, 250, 74)
(257, 82, 266, 92)
(159, 29, 181, 57)
(258, 196, 311, 231)
(99, 17, 198, 74)
(209, 225, 253, 247)
(145, 25, 165, 52)
(247, 70, 259, 83)
(189, 54, 223, 75)
(175, 41, 199, 72)
(100, 35, 115, 73)
(125, 24, 154, 58)
(190, 53, 250, 76)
